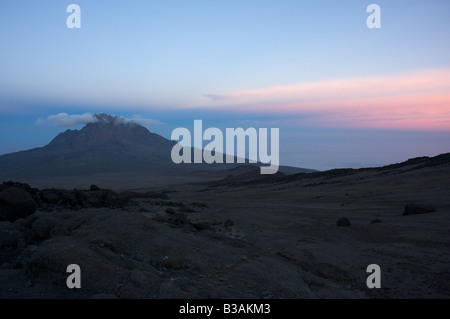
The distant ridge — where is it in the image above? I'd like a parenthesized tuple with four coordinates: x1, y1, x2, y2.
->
(285, 153, 450, 180)
(214, 153, 450, 186)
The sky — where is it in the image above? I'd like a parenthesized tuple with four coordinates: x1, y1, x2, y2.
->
(0, 0, 449, 170)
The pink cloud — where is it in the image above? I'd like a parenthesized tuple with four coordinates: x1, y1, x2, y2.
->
(204, 68, 450, 130)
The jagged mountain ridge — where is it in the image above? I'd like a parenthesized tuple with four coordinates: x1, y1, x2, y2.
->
(47, 114, 172, 151)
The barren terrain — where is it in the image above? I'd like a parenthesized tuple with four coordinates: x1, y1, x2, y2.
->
(1, 155, 449, 298)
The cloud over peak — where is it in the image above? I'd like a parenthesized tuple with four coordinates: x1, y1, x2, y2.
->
(41, 113, 96, 127)
(36, 113, 162, 128)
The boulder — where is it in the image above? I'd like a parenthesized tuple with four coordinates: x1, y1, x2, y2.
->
(56, 190, 79, 207)
(0, 187, 36, 222)
(336, 217, 351, 227)
(39, 189, 59, 205)
(0, 181, 35, 194)
(403, 204, 436, 216)
(192, 222, 212, 231)
(90, 184, 100, 191)
(32, 216, 59, 240)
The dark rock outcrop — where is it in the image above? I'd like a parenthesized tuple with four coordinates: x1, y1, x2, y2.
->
(192, 222, 212, 231)
(336, 217, 351, 227)
(32, 216, 59, 241)
(90, 185, 100, 191)
(37, 188, 124, 209)
(0, 187, 36, 222)
(403, 204, 436, 216)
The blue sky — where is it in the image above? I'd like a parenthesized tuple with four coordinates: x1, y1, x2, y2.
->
(0, 0, 449, 170)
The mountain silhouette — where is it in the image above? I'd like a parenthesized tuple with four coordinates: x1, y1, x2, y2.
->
(0, 114, 178, 179)
(0, 114, 314, 188)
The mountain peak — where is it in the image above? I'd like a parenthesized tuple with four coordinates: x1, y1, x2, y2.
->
(46, 113, 172, 151)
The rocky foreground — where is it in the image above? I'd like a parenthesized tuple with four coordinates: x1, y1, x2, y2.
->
(0, 153, 449, 298)
(0, 182, 236, 298)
